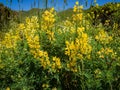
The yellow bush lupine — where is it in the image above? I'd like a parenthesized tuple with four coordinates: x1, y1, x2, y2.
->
(73, 1, 83, 25)
(42, 8, 55, 30)
(97, 47, 116, 59)
(51, 56, 62, 73)
(1, 30, 20, 49)
(18, 16, 51, 70)
(95, 29, 113, 44)
(41, 8, 55, 41)
(65, 26, 92, 72)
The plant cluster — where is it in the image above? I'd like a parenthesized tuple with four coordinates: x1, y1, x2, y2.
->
(0, 1, 120, 90)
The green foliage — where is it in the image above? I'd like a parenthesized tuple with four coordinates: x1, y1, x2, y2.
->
(87, 2, 120, 28)
(0, 3, 18, 33)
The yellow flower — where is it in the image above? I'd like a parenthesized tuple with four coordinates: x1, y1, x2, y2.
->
(96, 4, 99, 7)
(117, 3, 120, 7)
(95, 30, 113, 44)
(42, 84, 49, 88)
(79, 5, 83, 9)
(106, 11, 108, 14)
(95, 35, 99, 40)
(77, 27, 85, 33)
(77, 54, 83, 59)
(52, 87, 57, 90)
(76, 1, 79, 5)
(42, 9, 55, 30)
(50, 7, 54, 13)
(94, 69, 101, 74)
(25, 17, 30, 24)
(73, 5, 77, 12)
(52, 56, 62, 69)
(19, 23, 25, 29)
(99, 55, 104, 58)
(6, 87, 10, 90)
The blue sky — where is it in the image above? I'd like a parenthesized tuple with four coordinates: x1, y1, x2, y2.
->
(0, 0, 120, 11)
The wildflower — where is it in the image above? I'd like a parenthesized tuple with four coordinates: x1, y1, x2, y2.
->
(64, 20, 73, 27)
(25, 17, 30, 24)
(52, 87, 57, 90)
(46, 31, 55, 41)
(65, 26, 92, 72)
(42, 84, 49, 88)
(95, 30, 113, 44)
(50, 7, 54, 13)
(51, 56, 62, 72)
(19, 23, 25, 29)
(1, 31, 20, 49)
(96, 4, 99, 7)
(76, 1, 79, 5)
(79, 5, 83, 9)
(42, 8, 55, 30)
(72, 1, 83, 24)
(97, 47, 116, 59)
(117, 3, 120, 7)
(73, 5, 77, 12)
(6, 87, 10, 90)
(94, 69, 101, 78)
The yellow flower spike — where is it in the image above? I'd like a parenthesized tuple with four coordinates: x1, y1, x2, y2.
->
(95, 30, 113, 44)
(25, 17, 30, 24)
(46, 84, 49, 88)
(74, 68, 78, 72)
(94, 69, 101, 75)
(79, 5, 83, 9)
(46, 60, 50, 65)
(106, 11, 108, 14)
(65, 41, 69, 45)
(53, 57, 56, 61)
(73, 5, 77, 12)
(97, 51, 101, 55)
(117, 3, 120, 7)
(6, 87, 10, 90)
(76, 1, 79, 5)
(50, 7, 54, 13)
(31, 16, 38, 23)
(81, 33, 88, 38)
(42, 84, 45, 88)
(77, 53, 83, 59)
(96, 4, 99, 7)
(19, 23, 25, 29)
(42, 9, 55, 30)
(44, 10, 49, 15)
(109, 36, 113, 41)
(99, 55, 104, 58)
(52, 87, 57, 90)
(67, 63, 70, 68)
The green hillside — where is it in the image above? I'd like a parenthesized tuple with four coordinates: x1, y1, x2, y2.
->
(0, 3, 18, 30)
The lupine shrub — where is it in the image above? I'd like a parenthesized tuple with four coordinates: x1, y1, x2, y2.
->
(0, 1, 120, 90)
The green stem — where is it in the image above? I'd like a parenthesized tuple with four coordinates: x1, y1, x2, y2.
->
(109, 82, 113, 90)
(81, 60, 85, 90)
